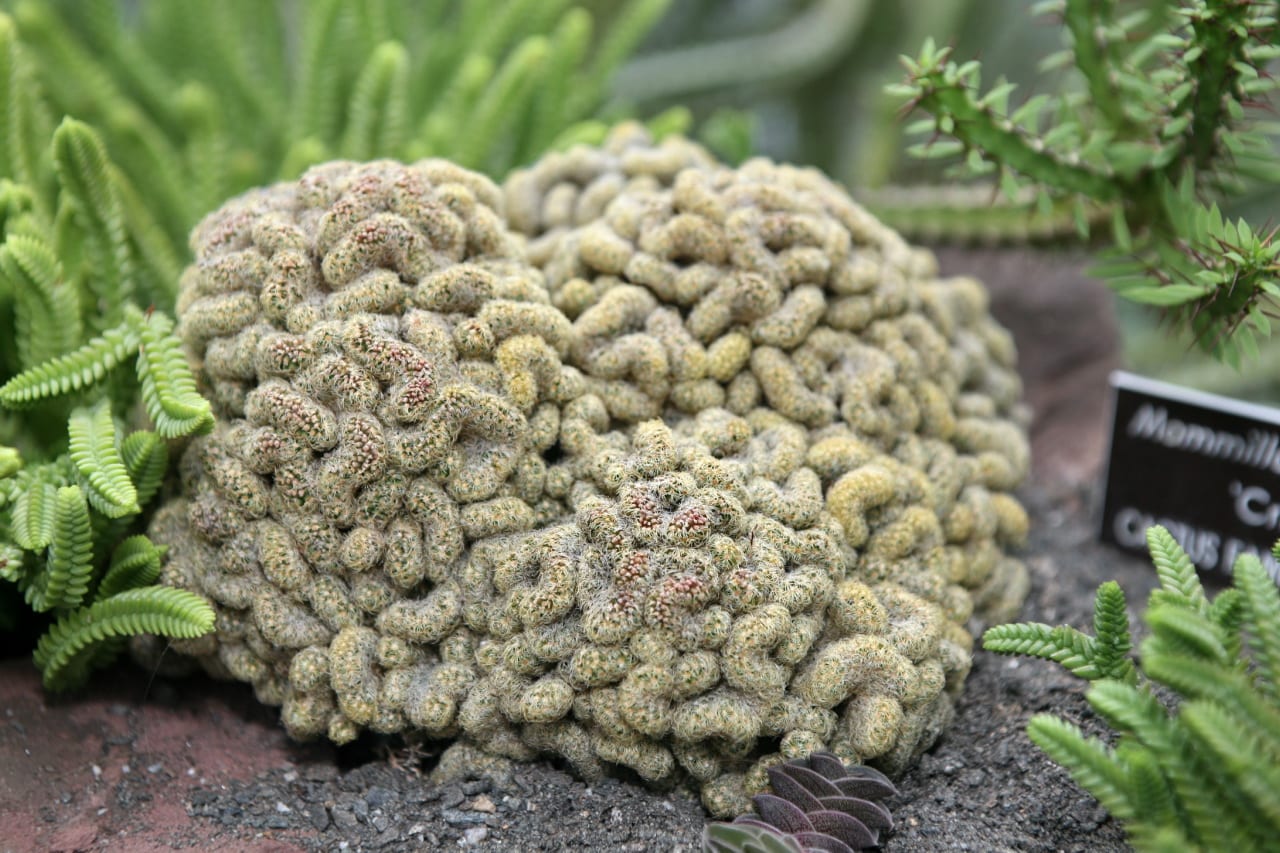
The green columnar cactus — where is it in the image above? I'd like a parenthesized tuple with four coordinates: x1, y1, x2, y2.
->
(148, 129, 1032, 815)
(890, 0, 1280, 365)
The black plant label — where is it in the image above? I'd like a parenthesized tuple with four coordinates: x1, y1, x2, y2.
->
(1101, 370, 1280, 585)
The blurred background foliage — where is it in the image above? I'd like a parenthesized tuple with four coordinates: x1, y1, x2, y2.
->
(606, 0, 1280, 403)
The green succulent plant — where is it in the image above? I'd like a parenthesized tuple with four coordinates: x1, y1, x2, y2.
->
(891, 0, 1280, 366)
(983, 525, 1280, 852)
(703, 752, 897, 853)
(0, 0, 681, 690)
(0, 115, 217, 689)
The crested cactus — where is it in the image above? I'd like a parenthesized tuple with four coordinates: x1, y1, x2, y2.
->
(146, 127, 1032, 815)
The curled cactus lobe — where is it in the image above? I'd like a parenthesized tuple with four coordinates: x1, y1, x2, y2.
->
(503, 123, 718, 268)
(705, 751, 898, 852)
(149, 130, 1032, 816)
(455, 414, 955, 814)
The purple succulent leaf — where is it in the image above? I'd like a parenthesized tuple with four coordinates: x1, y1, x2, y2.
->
(842, 765, 894, 784)
(806, 810, 878, 849)
(839, 765, 896, 789)
(806, 752, 850, 780)
(817, 796, 893, 831)
(767, 765, 826, 811)
(754, 793, 817, 835)
(832, 772, 897, 802)
(780, 764, 844, 798)
(792, 832, 858, 853)
(732, 817, 787, 831)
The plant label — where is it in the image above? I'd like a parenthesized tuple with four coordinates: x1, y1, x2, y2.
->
(1100, 370, 1280, 585)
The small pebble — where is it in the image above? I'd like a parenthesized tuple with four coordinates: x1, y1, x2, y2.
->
(469, 795, 496, 814)
(463, 827, 489, 845)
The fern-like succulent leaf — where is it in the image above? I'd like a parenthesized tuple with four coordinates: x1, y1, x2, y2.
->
(32, 584, 215, 691)
(1114, 741, 1179, 843)
(96, 534, 162, 599)
(1145, 525, 1208, 612)
(1091, 580, 1135, 680)
(0, 308, 141, 406)
(0, 446, 21, 480)
(1143, 603, 1229, 666)
(23, 484, 93, 612)
(1082, 679, 1216, 844)
(982, 622, 1102, 679)
(1179, 699, 1280, 837)
(1208, 586, 1246, 662)
(119, 429, 167, 508)
(135, 311, 214, 438)
(67, 399, 138, 518)
(10, 473, 60, 550)
(51, 117, 133, 330)
(1234, 554, 1280, 703)
(1140, 648, 1280, 753)
(341, 40, 409, 161)
(2, 231, 81, 369)
(1026, 714, 1136, 821)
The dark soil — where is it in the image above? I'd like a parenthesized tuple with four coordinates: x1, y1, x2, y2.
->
(0, 483, 1157, 853)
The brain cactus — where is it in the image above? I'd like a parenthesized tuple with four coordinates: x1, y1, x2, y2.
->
(147, 126, 1031, 816)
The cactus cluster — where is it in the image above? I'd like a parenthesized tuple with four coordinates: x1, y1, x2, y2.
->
(148, 127, 1031, 816)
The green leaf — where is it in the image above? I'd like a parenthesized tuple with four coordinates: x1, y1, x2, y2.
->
(51, 117, 133, 331)
(0, 309, 141, 407)
(10, 474, 59, 550)
(1119, 284, 1212, 306)
(32, 585, 215, 691)
(0, 540, 24, 583)
(1144, 604, 1229, 665)
(119, 430, 167, 509)
(341, 40, 410, 161)
(1235, 554, 1280, 703)
(67, 400, 139, 518)
(1145, 525, 1207, 611)
(1091, 581, 1134, 680)
(0, 446, 20, 478)
(24, 484, 94, 612)
(135, 311, 214, 438)
(1180, 700, 1280, 833)
(97, 535, 163, 599)
(455, 36, 548, 170)
(983, 622, 1103, 679)
(2, 232, 82, 369)
(1027, 714, 1136, 821)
